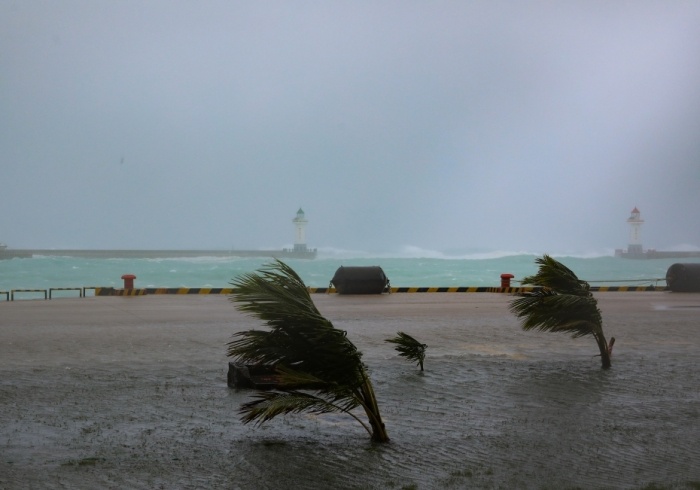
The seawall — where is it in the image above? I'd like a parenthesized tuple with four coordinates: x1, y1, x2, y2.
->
(0, 248, 317, 260)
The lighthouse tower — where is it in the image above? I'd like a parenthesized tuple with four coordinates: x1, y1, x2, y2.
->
(292, 208, 309, 252)
(626, 207, 644, 254)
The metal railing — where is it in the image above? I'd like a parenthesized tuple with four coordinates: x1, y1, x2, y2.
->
(49, 287, 83, 299)
(1, 282, 670, 301)
(10, 289, 48, 301)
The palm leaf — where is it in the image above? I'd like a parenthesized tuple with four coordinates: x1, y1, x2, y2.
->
(510, 255, 613, 368)
(227, 259, 389, 441)
(240, 391, 348, 424)
(240, 390, 374, 435)
(272, 365, 361, 410)
(386, 332, 427, 371)
(509, 288, 603, 338)
(228, 261, 365, 388)
(520, 254, 591, 296)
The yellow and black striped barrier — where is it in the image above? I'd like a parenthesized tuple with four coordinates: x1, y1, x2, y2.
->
(82, 287, 102, 297)
(307, 286, 538, 293)
(95, 288, 147, 296)
(591, 286, 666, 292)
(147, 287, 236, 295)
(95, 287, 235, 296)
(389, 286, 533, 293)
(4, 285, 670, 299)
(90, 285, 667, 297)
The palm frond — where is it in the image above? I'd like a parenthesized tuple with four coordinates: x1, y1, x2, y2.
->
(230, 260, 329, 329)
(228, 259, 365, 388)
(510, 255, 613, 368)
(520, 254, 591, 296)
(240, 390, 374, 437)
(272, 365, 360, 409)
(227, 259, 389, 441)
(509, 289, 603, 338)
(386, 332, 427, 371)
(240, 391, 347, 424)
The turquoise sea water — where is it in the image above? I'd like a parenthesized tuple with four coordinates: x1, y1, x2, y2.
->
(2, 250, 697, 293)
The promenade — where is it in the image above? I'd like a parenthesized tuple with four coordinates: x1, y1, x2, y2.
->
(2, 292, 699, 489)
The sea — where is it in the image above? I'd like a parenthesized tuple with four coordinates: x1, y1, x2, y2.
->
(3, 251, 700, 488)
(2, 247, 697, 295)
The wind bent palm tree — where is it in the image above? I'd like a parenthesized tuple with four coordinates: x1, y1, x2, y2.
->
(227, 259, 389, 442)
(386, 332, 427, 371)
(509, 255, 614, 369)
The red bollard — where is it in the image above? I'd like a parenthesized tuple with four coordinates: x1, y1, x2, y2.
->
(121, 274, 137, 289)
(500, 273, 514, 288)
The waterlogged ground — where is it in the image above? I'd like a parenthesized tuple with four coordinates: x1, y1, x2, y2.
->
(1, 293, 699, 489)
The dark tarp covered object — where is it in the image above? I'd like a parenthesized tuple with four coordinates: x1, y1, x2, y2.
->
(666, 263, 700, 292)
(330, 266, 390, 294)
(227, 362, 279, 389)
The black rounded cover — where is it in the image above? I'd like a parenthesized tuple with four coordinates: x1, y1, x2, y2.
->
(666, 263, 700, 292)
(330, 266, 389, 294)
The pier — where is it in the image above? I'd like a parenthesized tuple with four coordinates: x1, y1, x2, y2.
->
(0, 248, 317, 260)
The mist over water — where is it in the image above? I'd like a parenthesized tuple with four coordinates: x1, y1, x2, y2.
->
(2, 2, 700, 253)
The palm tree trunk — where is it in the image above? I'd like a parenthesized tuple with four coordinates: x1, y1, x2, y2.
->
(594, 333, 612, 369)
(358, 373, 389, 442)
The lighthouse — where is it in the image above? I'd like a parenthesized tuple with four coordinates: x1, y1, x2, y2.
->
(626, 206, 644, 254)
(292, 208, 309, 252)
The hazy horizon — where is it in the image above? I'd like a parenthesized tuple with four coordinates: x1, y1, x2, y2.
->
(3, 242, 700, 261)
(2, 2, 699, 254)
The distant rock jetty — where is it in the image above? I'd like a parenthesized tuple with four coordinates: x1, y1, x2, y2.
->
(0, 247, 317, 260)
(614, 207, 700, 259)
(1, 209, 318, 260)
(614, 249, 700, 259)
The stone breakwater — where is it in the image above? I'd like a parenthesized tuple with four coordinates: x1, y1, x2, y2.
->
(0, 248, 316, 260)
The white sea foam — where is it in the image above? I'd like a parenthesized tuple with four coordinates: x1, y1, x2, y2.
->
(548, 248, 618, 259)
(317, 244, 618, 260)
(316, 245, 535, 260)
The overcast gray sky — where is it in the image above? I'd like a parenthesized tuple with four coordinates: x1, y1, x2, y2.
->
(2, 1, 699, 256)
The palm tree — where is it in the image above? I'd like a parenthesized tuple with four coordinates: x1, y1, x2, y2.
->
(509, 255, 614, 369)
(227, 259, 389, 442)
(386, 332, 427, 371)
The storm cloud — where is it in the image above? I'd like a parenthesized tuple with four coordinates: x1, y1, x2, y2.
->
(2, 1, 699, 256)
